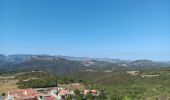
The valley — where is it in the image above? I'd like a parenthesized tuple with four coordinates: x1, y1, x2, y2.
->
(0, 54, 170, 100)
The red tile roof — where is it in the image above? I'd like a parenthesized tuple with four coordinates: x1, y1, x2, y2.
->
(14, 95, 35, 100)
(91, 90, 97, 94)
(58, 89, 69, 96)
(45, 96, 54, 100)
(9, 88, 39, 100)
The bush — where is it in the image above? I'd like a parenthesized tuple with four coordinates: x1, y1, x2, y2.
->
(1, 93, 5, 96)
(111, 95, 123, 100)
(74, 89, 81, 95)
(86, 93, 93, 99)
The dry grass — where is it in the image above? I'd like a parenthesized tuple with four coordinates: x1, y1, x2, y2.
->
(58, 83, 86, 91)
(0, 79, 19, 94)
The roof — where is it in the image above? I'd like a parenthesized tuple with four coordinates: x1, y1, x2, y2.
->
(58, 89, 69, 96)
(14, 95, 35, 100)
(91, 90, 97, 93)
(9, 88, 39, 99)
(83, 89, 90, 92)
(9, 88, 38, 95)
(45, 96, 54, 100)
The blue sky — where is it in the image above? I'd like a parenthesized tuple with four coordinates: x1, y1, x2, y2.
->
(0, 0, 169, 61)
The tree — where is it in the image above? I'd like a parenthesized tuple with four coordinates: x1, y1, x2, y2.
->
(66, 95, 72, 100)
(111, 95, 123, 100)
(86, 93, 93, 99)
(75, 94, 83, 100)
(74, 89, 80, 95)
(1, 93, 5, 96)
(122, 96, 132, 100)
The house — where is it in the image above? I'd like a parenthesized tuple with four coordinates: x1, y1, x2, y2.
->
(50, 88, 75, 100)
(83, 89, 90, 95)
(38, 96, 54, 100)
(58, 89, 69, 99)
(5, 88, 39, 100)
(58, 89, 74, 99)
(82, 89, 99, 96)
(45, 96, 54, 100)
(91, 90, 98, 96)
(140, 74, 159, 78)
(126, 71, 140, 76)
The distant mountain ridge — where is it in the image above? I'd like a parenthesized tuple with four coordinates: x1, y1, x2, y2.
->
(0, 54, 170, 74)
(58, 55, 131, 63)
(0, 54, 32, 63)
(0, 54, 169, 63)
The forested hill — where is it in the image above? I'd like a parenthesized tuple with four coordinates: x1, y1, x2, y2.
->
(0, 55, 85, 74)
(0, 54, 170, 74)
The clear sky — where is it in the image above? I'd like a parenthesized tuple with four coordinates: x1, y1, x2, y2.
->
(0, 0, 169, 61)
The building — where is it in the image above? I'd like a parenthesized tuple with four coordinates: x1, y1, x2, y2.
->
(5, 88, 39, 100)
(140, 74, 159, 78)
(126, 71, 140, 76)
(82, 89, 99, 96)
(50, 88, 75, 100)
(38, 96, 54, 100)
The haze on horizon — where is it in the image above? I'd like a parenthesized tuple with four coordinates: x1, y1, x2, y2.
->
(0, 0, 169, 61)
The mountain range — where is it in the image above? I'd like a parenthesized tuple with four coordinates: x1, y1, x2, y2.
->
(0, 54, 170, 74)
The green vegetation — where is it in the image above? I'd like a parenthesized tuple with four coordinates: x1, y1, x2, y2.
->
(74, 89, 81, 95)
(1, 68, 170, 100)
(1, 92, 5, 96)
(15, 71, 57, 88)
(70, 68, 170, 100)
(17, 79, 57, 88)
(15, 71, 80, 88)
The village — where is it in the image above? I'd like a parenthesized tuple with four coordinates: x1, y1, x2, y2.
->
(4, 83, 99, 100)
(0, 69, 162, 100)
(0, 70, 105, 100)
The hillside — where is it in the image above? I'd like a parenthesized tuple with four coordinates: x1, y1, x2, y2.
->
(1, 68, 170, 100)
(69, 68, 170, 100)
(0, 54, 170, 74)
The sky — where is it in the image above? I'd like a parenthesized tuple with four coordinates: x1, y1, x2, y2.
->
(0, 0, 169, 61)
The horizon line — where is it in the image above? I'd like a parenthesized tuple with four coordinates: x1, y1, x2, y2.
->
(0, 53, 169, 62)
